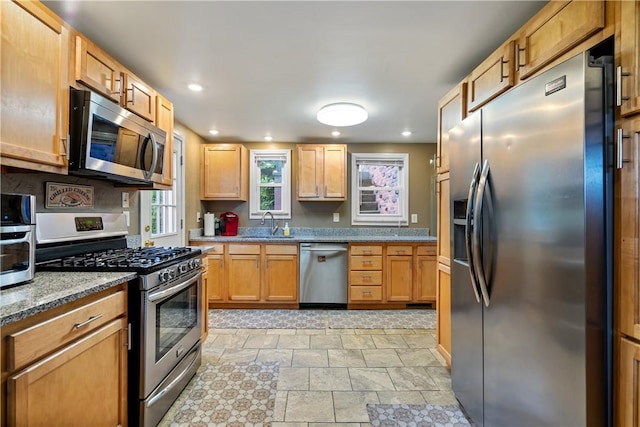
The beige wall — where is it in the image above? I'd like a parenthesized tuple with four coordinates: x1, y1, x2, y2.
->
(194, 141, 437, 235)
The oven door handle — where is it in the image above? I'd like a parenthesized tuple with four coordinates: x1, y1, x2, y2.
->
(145, 344, 200, 408)
(148, 274, 199, 303)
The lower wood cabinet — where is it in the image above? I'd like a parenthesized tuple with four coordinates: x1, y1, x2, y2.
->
(1, 286, 128, 427)
(618, 337, 640, 427)
(227, 244, 262, 302)
(264, 245, 298, 301)
(349, 243, 437, 306)
(436, 263, 452, 367)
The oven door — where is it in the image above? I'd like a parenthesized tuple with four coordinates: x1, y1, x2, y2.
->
(0, 225, 35, 288)
(141, 269, 201, 397)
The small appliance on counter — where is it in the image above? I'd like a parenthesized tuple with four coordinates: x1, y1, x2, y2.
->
(0, 193, 36, 288)
(219, 211, 238, 236)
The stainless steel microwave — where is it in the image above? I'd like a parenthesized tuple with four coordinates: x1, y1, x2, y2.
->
(1, 193, 36, 288)
(68, 89, 166, 185)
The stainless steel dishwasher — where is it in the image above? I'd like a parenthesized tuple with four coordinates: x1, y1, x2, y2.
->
(299, 243, 348, 306)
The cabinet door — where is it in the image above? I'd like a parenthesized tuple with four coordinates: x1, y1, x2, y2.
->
(323, 145, 347, 200)
(618, 338, 640, 427)
(201, 144, 248, 200)
(297, 145, 322, 199)
(207, 254, 225, 302)
(264, 254, 298, 301)
(155, 94, 174, 187)
(122, 72, 156, 122)
(618, 0, 640, 117)
(436, 263, 451, 367)
(386, 255, 413, 302)
(437, 174, 451, 266)
(7, 319, 127, 427)
(518, 0, 604, 79)
(619, 118, 640, 340)
(0, 0, 69, 174)
(74, 35, 122, 103)
(437, 83, 467, 174)
(468, 40, 515, 112)
(414, 255, 437, 302)
(227, 254, 261, 301)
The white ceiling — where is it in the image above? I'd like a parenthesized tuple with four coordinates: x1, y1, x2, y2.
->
(45, 1, 546, 144)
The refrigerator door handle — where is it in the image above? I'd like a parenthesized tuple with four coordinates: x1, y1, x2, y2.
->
(472, 159, 491, 307)
(465, 162, 482, 304)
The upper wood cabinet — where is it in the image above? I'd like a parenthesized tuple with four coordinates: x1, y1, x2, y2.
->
(0, 0, 69, 174)
(74, 35, 123, 103)
(437, 82, 466, 173)
(617, 0, 640, 117)
(297, 144, 347, 201)
(517, 1, 605, 80)
(618, 116, 640, 341)
(201, 144, 249, 200)
(467, 40, 515, 113)
(155, 94, 174, 187)
(122, 71, 156, 122)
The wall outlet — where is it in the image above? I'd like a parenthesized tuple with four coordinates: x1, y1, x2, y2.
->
(197, 212, 201, 222)
(123, 211, 130, 227)
(121, 192, 129, 208)
(333, 212, 340, 222)
(411, 213, 418, 223)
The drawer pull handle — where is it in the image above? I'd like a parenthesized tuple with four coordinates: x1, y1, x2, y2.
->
(74, 314, 103, 329)
(363, 291, 372, 296)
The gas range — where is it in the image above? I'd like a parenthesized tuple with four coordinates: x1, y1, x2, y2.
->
(35, 213, 201, 288)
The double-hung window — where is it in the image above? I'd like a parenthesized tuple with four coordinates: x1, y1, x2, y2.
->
(249, 149, 291, 219)
(351, 153, 409, 226)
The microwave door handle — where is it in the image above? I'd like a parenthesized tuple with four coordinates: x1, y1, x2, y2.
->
(148, 132, 159, 180)
(140, 134, 150, 178)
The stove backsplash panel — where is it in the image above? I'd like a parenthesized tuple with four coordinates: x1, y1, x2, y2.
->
(1, 172, 140, 235)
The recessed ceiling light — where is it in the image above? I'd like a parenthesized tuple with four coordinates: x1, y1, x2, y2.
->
(402, 130, 412, 137)
(264, 135, 273, 142)
(209, 129, 219, 136)
(188, 83, 203, 92)
(317, 103, 368, 127)
(331, 130, 341, 137)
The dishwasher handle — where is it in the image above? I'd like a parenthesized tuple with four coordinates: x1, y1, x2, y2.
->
(300, 244, 348, 252)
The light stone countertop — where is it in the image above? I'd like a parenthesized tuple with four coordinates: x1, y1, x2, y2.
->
(0, 271, 136, 326)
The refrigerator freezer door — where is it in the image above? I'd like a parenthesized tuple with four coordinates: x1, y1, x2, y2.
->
(449, 111, 484, 427)
(481, 53, 592, 426)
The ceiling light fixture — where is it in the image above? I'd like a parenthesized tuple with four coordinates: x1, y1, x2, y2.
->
(402, 130, 412, 137)
(331, 130, 341, 137)
(317, 103, 368, 127)
(264, 135, 273, 142)
(188, 83, 203, 92)
(209, 129, 219, 136)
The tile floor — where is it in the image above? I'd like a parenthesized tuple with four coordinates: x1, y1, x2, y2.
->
(193, 320, 456, 426)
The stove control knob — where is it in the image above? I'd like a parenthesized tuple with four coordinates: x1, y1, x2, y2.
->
(168, 268, 176, 279)
(159, 270, 169, 282)
(194, 258, 201, 268)
(179, 264, 188, 274)
(188, 260, 195, 269)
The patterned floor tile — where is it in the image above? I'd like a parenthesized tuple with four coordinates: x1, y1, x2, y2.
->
(159, 361, 278, 427)
(366, 403, 473, 426)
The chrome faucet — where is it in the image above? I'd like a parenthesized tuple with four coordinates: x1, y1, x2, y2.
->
(260, 211, 279, 235)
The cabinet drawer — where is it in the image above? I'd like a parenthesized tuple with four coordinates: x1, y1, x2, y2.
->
(350, 245, 382, 256)
(7, 291, 126, 371)
(386, 246, 413, 256)
(416, 245, 437, 256)
(350, 256, 382, 270)
(350, 286, 382, 302)
(350, 271, 383, 286)
(206, 244, 224, 254)
(265, 244, 298, 255)
(228, 244, 261, 255)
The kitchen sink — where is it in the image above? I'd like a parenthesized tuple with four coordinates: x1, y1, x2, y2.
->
(238, 234, 294, 239)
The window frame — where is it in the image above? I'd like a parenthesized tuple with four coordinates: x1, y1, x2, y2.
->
(351, 152, 409, 226)
(249, 149, 292, 220)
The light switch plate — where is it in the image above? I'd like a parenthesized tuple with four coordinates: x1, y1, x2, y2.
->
(121, 192, 129, 208)
(123, 211, 130, 227)
(333, 212, 340, 222)
(411, 213, 418, 223)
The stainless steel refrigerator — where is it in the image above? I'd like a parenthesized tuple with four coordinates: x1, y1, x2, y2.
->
(450, 47, 612, 427)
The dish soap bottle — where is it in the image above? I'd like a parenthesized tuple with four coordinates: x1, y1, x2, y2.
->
(283, 222, 290, 236)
